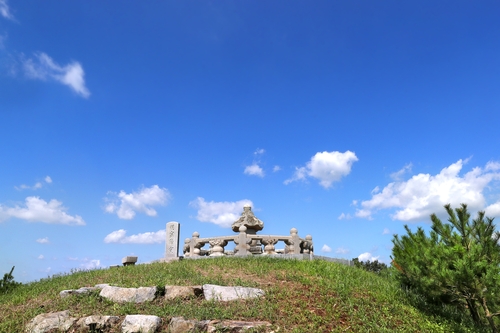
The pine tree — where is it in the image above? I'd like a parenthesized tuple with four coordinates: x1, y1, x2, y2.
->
(0, 266, 21, 295)
(392, 204, 500, 333)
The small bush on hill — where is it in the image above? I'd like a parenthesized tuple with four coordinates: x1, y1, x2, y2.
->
(0, 266, 21, 294)
(352, 258, 388, 274)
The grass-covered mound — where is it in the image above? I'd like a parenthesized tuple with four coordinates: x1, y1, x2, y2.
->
(0, 257, 487, 332)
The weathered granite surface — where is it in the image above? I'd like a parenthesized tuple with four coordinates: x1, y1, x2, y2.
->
(60, 286, 97, 298)
(25, 310, 77, 333)
(165, 285, 203, 300)
(169, 317, 209, 333)
(99, 286, 157, 303)
(75, 315, 120, 331)
(207, 319, 271, 332)
(203, 284, 265, 301)
(231, 204, 264, 233)
(121, 315, 161, 333)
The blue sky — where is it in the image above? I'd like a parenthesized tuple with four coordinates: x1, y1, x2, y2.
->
(1, 1, 500, 282)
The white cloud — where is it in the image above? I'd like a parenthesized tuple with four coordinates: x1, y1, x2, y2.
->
(37, 254, 44, 260)
(80, 259, 101, 270)
(104, 229, 166, 244)
(335, 247, 350, 254)
(358, 252, 379, 262)
(390, 163, 412, 181)
(356, 159, 500, 221)
(0, 0, 14, 20)
(284, 151, 358, 188)
(22, 52, 90, 98)
(15, 176, 52, 190)
(104, 185, 170, 220)
(382, 228, 391, 235)
(189, 197, 253, 228)
(254, 148, 265, 155)
(321, 244, 332, 253)
(244, 164, 265, 177)
(36, 237, 50, 244)
(0, 196, 85, 225)
(485, 201, 500, 217)
(338, 213, 352, 220)
(273, 165, 281, 172)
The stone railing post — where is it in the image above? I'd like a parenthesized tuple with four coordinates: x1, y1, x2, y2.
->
(285, 228, 301, 254)
(190, 232, 200, 257)
(235, 226, 249, 256)
(301, 235, 314, 254)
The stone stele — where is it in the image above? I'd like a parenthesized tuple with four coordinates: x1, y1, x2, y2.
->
(165, 221, 180, 259)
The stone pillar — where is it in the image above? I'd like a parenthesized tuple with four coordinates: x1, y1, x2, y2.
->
(165, 221, 180, 260)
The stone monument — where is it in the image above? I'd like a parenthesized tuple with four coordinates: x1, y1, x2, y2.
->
(165, 221, 180, 260)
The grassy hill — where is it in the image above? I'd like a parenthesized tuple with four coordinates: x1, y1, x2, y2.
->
(0, 257, 488, 332)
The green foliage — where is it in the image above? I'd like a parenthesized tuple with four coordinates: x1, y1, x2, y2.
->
(0, 266, 21, 295)
(392, 204, 500, 333)
(352, 258, 388, 274)
(0, 257, 487, 332)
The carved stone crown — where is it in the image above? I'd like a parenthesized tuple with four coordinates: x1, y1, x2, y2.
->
(231, 204, 264, 233)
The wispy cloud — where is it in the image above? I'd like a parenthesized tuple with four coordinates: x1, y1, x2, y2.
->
(0, 0, 14, 20)
(22, 52, 90, 98)
(15, 176, 52, 191)
(390, 163, 412, 181)
(104, 229, 166, 244)
(285, 151, 358, 188)
(36, 237, 50, 244)
(0, 196, 85, 225)
(356, 159, 500, 222)
(244, 148, 266, 177)
(273, 165, 281, 172)
(37, 254, 44, 260)
(104, 185, 170, 220)
(382, 228, 391, 235)
(336, 247, 350, 254)
(189, 197, 253, 228)
(338, 213, 352, 220)
(244, 164, 264, 177)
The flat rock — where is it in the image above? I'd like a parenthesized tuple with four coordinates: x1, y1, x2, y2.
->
(207, 320, 272, 332)
(121, 315, 161, 333)
(100, 285, 157, 303)
(60, 286, 97, 298)
(203, 284, 265, 301)
(168, 317, 209, 333)
(75, 315, 120, 331)
(25, 310, 77, 333)
(94, 283, 110, 289)
(165, 285, 203, 300)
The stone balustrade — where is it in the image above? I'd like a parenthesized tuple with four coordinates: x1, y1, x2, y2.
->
(183, 226, 313, 258)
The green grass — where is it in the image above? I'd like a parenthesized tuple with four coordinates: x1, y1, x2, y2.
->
(0, 257, 489, 332)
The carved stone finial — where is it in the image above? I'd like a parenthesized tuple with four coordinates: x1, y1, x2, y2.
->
(231, 205, 264, 233)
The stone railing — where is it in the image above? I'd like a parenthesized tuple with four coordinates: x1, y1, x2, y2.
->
(183, 226, 313, 258)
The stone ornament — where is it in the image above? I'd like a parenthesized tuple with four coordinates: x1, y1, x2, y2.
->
(184, 205, 313, 258)
(231, 204, 264, 233)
